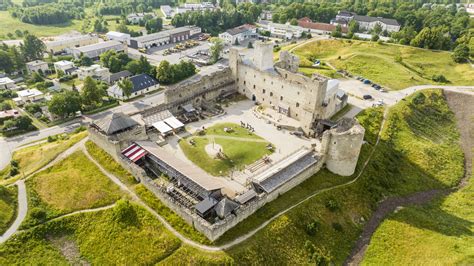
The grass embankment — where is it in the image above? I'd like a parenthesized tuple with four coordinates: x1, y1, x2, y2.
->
(219, 89, 464, 264)
(291, 39, 474, 90)
(21, 151, 124, 228)
(0, 202, 182, 265)
(180, 122, 273, 176)
(0, 186, 17, 235)
(85, 140, 211, 244)
(0, 130, 88, 185)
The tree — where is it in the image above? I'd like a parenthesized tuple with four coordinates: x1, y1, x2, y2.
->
(116, 23, 130, 34)
(348, 20, 359, 34)
(410, 27, 451, 50)
(331, 25, 342, 38)
(0, 50, 14, 73)
(289, 18, 298, 26)
(9, 46, 25, 72)
(78, 54, 93, 66)
(21, 34, 45, 61)
(247, 41, 253, 48)
(373, 23, 383, 35)
(371, 34, 380, 42)
(118, 78, 133, 99)
(145, 18, 163, 34)
(125, 60, 140, 75)
(81, 77, 103, 107)
(452, 43, 469, 63)
(48, 90, 81, 117)
(156, 60, 172, 84)
(209, 37, 224, 64)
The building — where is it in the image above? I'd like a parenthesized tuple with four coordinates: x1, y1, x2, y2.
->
(77, 64, 111, 82)
(176, 2, 215, 15)
(160, 5, 175, 18)
(0, 109, 20, 122)
(107, 74, 159, 100)
(44, 34, 99, 55)
(127, 13, 156, 24)
(71, 41, 127, 59)
(26, 60, 49, 74)
(0, 77, 16, 90)
(229, 42, 347, 135)
(16, 89, 44, 104)
(53, 60, 76, 75)
(129, 26, 201, 49)
(106, 31, 131, 46)
(263, 22, 304, 39)
(297, 17, 348, 35)
(108, 70, 132, 85)
(218, 24, 257, 45)
(260, 10, 273, 21)
(331, 10, 400, 33)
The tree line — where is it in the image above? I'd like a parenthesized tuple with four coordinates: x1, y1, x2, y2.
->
(10, 2, 85, 25)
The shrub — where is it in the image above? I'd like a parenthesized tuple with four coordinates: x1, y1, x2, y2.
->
(10, 160, 18, 168)
(332, 222, 343, 232)
(30, 207, 47, 222)
(47, 135, 57, 142)
(432, 74, 448, 83)
(305, 219, 320, 236)
(9, 166, 19, 177)
(325, 199, 339, 212)
(113, 199, 138, 226)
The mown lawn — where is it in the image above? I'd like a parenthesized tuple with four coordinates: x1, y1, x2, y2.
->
(21, 151, 124, 228)
(180, 123, 273, 176)
(0, 11, 83, 40)
(0, 130, 88, 186)
(0, 186, 17, 235)
(221, 90, 464, 264)
(291, 39, 474, 90)
(85, 140, 211, 245)
(0, 202, 182, 265)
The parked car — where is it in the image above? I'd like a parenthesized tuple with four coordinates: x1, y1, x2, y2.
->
(363, 94, 373, 100)
(363, 79, 372, 84)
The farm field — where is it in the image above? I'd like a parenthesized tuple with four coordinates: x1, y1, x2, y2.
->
(290, 39, 474, 90)
(0, 186, 17, 235)
(21, 151, 124, 228)
(0, 130, 88, 185)
(179, 123, 273, 176)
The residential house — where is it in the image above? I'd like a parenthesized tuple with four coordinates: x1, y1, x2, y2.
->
(108, 70, 132, 85)
(0, 77, 16, 90)
(106, 31, 131, 46)
(15, 89, 44, 105)
(71, 41, 127, 59)
(26, 60, 49, 74)
(77, 64, 111, 83)
(107, 74, 159, 100)
(53, 60, 76, 75)
(298, 17, 348, 35)
(260, 10, 273, 21)
(218, 24, 257, 45)
(0, 109, 20, 122)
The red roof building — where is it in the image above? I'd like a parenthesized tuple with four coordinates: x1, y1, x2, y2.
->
(297, 17, 348, 34)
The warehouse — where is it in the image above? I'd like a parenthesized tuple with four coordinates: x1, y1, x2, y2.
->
(71, 40, 127, 59)
(129, 26, 201, 49)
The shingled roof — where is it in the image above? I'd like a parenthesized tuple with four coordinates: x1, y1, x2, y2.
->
(215, 198, 239, 219)
(93, 112, 138, 135)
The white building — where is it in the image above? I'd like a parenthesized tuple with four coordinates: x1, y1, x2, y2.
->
(160, 5, 175, 18)
(176, 2, 215, 15)
(0, 77, 16, 90)
(331, 10, 400, 33)
(26, 60, 49, 74)
(106, 31, 131, 45)
(263, 22, 303, 39)
(129, 26, 201, 49)
(127, 13, 156, 24)
(53, 60, 76, 75)
(218, 24, 257, 45)
(16, 89, 44, 104)
(107, 74, 159, 100)
(77, 64, 111, 82)
(71, 40, 127, 59)
(44, 34, 99, 54)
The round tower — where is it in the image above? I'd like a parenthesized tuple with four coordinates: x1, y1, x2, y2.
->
(321, 118, 365, 176)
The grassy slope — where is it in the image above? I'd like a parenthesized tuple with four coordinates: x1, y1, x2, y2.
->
(0, 186, 17, 235)
(180, 122, 273, 176)
(21, 151, 123, 228)
(85, 140, 211, 245)
(0, 130, 88, 185)
(291, 39, 474, 90)
(0, 204, 181, 265)
(219, 89, 464, 264)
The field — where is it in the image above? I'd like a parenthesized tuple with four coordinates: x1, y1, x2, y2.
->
(21, 151, 124, 228)
(290, 39, 474, 90)
(179, 123, 273, 176)
(0, 186, 17, 235)
(220, 90, 464, 264)
(0, 11, 83, 40)
(0, 130, 88, 185)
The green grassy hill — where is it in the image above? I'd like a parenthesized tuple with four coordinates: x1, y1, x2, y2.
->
(0, 186, 17, 235)
(290, 39, 474, 90)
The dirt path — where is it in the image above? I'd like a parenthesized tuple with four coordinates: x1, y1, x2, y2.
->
(345, 91, 474, 265)
(192, 134, 269, 143)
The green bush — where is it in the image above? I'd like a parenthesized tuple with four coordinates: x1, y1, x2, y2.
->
(30, 207, 47, 222)
(325, 199, 339, 212)
(305, 219, 320, 236)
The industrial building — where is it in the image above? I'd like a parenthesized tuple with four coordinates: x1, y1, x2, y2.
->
(71, 41, 127, 59)
(129, 26, 201, 49)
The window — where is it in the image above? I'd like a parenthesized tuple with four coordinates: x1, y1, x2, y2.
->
(262, 89, 265, 94)
(296, 102, 299, 107)
(253, 84, 256, 89)
(270, 92, 273, 96)
(280, 96, 283, 101)
(244, 81, 246, 85)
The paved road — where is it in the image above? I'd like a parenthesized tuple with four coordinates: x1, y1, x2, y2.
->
(0, 180, 27, 244)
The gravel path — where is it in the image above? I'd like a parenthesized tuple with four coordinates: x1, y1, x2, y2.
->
(0, 180, 27, 244)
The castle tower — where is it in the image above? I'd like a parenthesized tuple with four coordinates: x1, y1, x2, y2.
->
(321, 118, 365, 176)
(252, 41, 274, 71)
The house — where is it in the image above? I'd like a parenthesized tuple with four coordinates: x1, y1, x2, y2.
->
(260, 10, 273, 21)
(0, 109, 20, 122)
(44, 34, 99, 55)
(0, 77, 16, 90)
(263, 22, 303, 39)
(107, 74, 159, 100)
(108, 70, 132, 85)
(26, 60, 49, 74)
(218, 24, 258, 45)
(71, 41, 127, 59)
(77, 64, 111, 82)
(127, 13, 156, 24)
(16, 89, 44, 104)
(160, 5, 175, 18)
(331, 10, 400, 33)
(53, 60, 76, 75)
(106, 31, 131, 46)
(298, 17, 348, 35)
